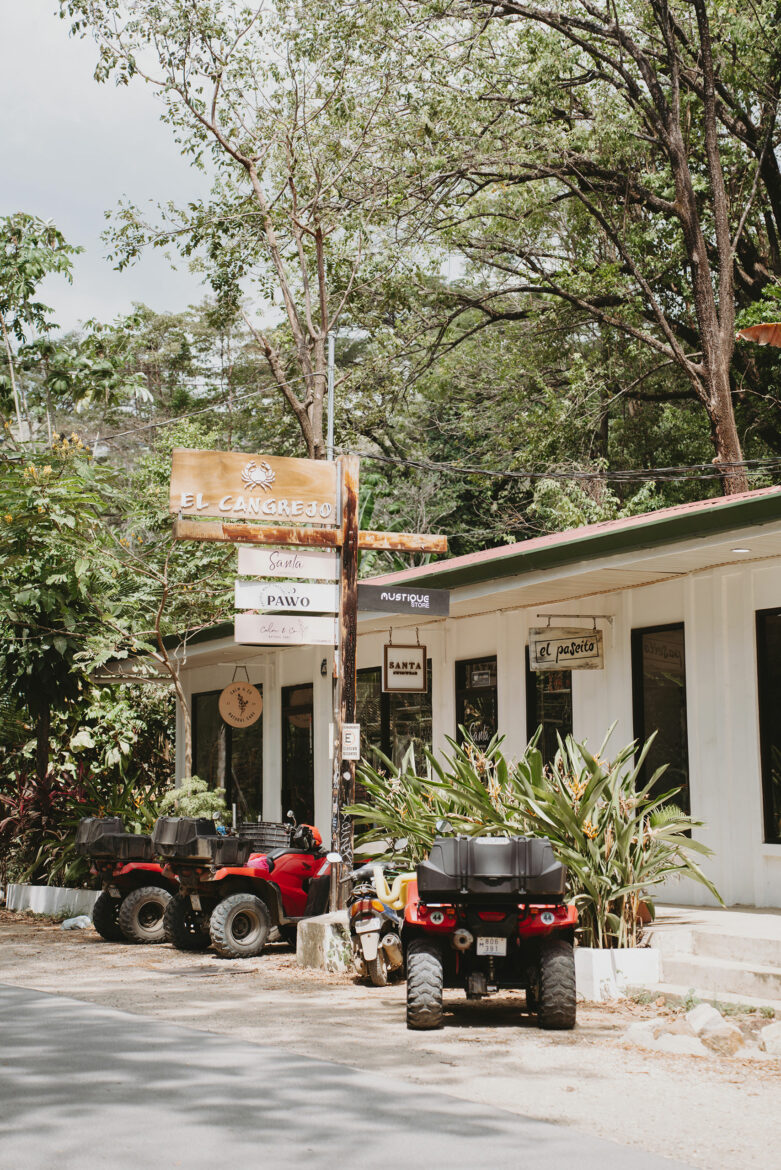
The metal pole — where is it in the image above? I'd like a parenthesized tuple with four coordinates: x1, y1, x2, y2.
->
(326, 332, 335, 461)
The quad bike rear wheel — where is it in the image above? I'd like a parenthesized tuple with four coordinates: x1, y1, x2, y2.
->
(406, 939, 444, 1029)
(210, 893, 270, 958)
(118, 885, 172, 944)
(92, 890, 124, 942)
(537, 938, 576, 1030)
(163, 894, 211, 952)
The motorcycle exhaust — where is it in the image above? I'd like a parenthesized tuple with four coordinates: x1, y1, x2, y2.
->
(452, 928, 474, 951)
(381, 933, 404, 970)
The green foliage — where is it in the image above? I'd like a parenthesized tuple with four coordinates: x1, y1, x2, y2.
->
(158, 776, 229, 824)
(349, 730, 722, 948)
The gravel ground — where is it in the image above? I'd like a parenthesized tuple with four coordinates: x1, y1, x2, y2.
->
(1, 909, 779, 1169)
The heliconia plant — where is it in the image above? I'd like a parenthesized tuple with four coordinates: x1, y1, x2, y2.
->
(348, 728, 722, 948)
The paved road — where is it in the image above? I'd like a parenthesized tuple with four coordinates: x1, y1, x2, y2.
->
(0, 983, 687, 1170)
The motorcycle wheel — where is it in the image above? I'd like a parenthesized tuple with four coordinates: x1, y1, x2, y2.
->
(163, 894, 211, 952)
(92, 890, 124, 942)
(118, 885, 171, 944)
(210, 893, 270, 959)
(367, 953, 389, 987)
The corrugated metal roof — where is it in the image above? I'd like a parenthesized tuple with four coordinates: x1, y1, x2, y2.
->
(367, 485, 781, 591)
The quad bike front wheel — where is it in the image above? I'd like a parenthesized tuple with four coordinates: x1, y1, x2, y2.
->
(406, 939, 444, 1030)
(537, 938, 576, 1030)
(92, 890, 124, 942)
(163, 894, 211, 952)
(118, 885, 172, 944)
(210, 893, 270, 958)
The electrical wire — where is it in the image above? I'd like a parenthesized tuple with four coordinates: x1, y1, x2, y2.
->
(342, 448, 781, 484)
(88, 369, 315, 446)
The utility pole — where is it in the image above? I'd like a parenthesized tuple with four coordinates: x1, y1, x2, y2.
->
(326, 332, 335, 462)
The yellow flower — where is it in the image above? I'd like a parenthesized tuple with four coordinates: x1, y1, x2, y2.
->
(37, 505, 44, 514)
(583, 819, 598, 840)
(4, 513, 12, 523)
(42, 465, 52, 476)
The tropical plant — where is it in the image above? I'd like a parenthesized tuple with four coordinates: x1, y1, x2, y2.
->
(157, 775, 229, 825)
(348, 729, 721, 947)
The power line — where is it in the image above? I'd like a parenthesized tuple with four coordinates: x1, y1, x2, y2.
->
(344, 448, 781, 484)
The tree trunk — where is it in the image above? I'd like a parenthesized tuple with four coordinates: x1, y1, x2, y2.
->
(36, 702, 50, 783)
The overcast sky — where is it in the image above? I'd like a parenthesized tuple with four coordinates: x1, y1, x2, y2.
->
(1, 1, 208, 331)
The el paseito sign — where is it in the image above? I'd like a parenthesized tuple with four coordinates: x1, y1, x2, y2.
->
(528, 627, 604, 671)
(170, 448, 338, 526)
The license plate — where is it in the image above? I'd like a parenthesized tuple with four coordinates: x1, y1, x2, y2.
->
(190, 894, 202, 912)
(355, 917, 381, 934)
(476, 936, 507, 956)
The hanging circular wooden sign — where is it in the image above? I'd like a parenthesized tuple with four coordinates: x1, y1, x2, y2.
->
(218, 682, 263, 728)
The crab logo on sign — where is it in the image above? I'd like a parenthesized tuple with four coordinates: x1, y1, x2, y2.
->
(241, 460, 276, 493)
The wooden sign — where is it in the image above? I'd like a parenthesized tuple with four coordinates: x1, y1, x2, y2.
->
(238, 546, 339, 580)
(342, 723, 361, 761)
(218, 682, 263, 728)
(170, 448, 337, 525)
(383, 644, 428, 692)
(358, 584, 450, 616)
(235, 580, 339, 613)
(235, 613, 337, 646)
(529, 627, 604, 671)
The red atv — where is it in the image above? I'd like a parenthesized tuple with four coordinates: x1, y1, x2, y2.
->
(76, 817, 178, 944)
(403, 830, 578, 1030)
(152, 815, 333, 958)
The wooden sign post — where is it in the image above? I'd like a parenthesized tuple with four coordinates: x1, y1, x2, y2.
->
(170, 446, 446, 910)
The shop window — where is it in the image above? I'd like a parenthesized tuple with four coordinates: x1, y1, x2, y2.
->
(456, 656, 497, 748)
(631, 624, 690, 813)
(757, 609, 781, 845)
(356, 664, 433, 771)
(281, 684, 314, 825)
(525, 648, 573, 764)
(192, 689, 263, 821)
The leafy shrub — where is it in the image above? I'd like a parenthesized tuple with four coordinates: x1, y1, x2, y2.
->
(157, 775, 229, 823)
(348, 729, 721, 948)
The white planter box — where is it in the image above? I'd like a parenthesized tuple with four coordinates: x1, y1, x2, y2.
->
(576, 946, 662, 1002)
(5, 883, 99, 917)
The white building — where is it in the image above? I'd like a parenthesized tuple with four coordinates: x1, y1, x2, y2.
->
(172, 485, 781, 909)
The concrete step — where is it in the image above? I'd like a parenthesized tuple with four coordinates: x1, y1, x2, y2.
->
(646, 981, 781, 1014)
(661, 952, 781, 1001)
(691, 928, 781, 969)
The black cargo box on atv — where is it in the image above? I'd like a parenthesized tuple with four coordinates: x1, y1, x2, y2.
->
(151, 817, 255, 867)
(75, 816, 125, 857)
(416, 835, 566, 903)
(75, 818, 155, 861)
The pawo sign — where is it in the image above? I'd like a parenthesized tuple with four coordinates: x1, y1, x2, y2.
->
(528, 627, 604, 671)
(383, 644, 427, 692)
(235, 580, 339, 613)
(170, 448, 338, 525)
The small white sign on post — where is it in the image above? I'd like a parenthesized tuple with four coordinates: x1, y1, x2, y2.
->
(235, 613, 338, 646)
(237, 546, 339, 580)
(342, 723, 361, 761)
(528, 627, 604, 671)
(383, 644, 428, 692)
(235, 580, 339, 613)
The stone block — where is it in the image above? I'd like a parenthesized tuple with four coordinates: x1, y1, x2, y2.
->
(296, 911, 352, 974)
(698, 1017, 744, 1056)
(759, 1021, 781, 1056)
(576, 946, 661, 1002)
(654, 1033, 708, 1057)
(686, 1002, 723, 1035)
